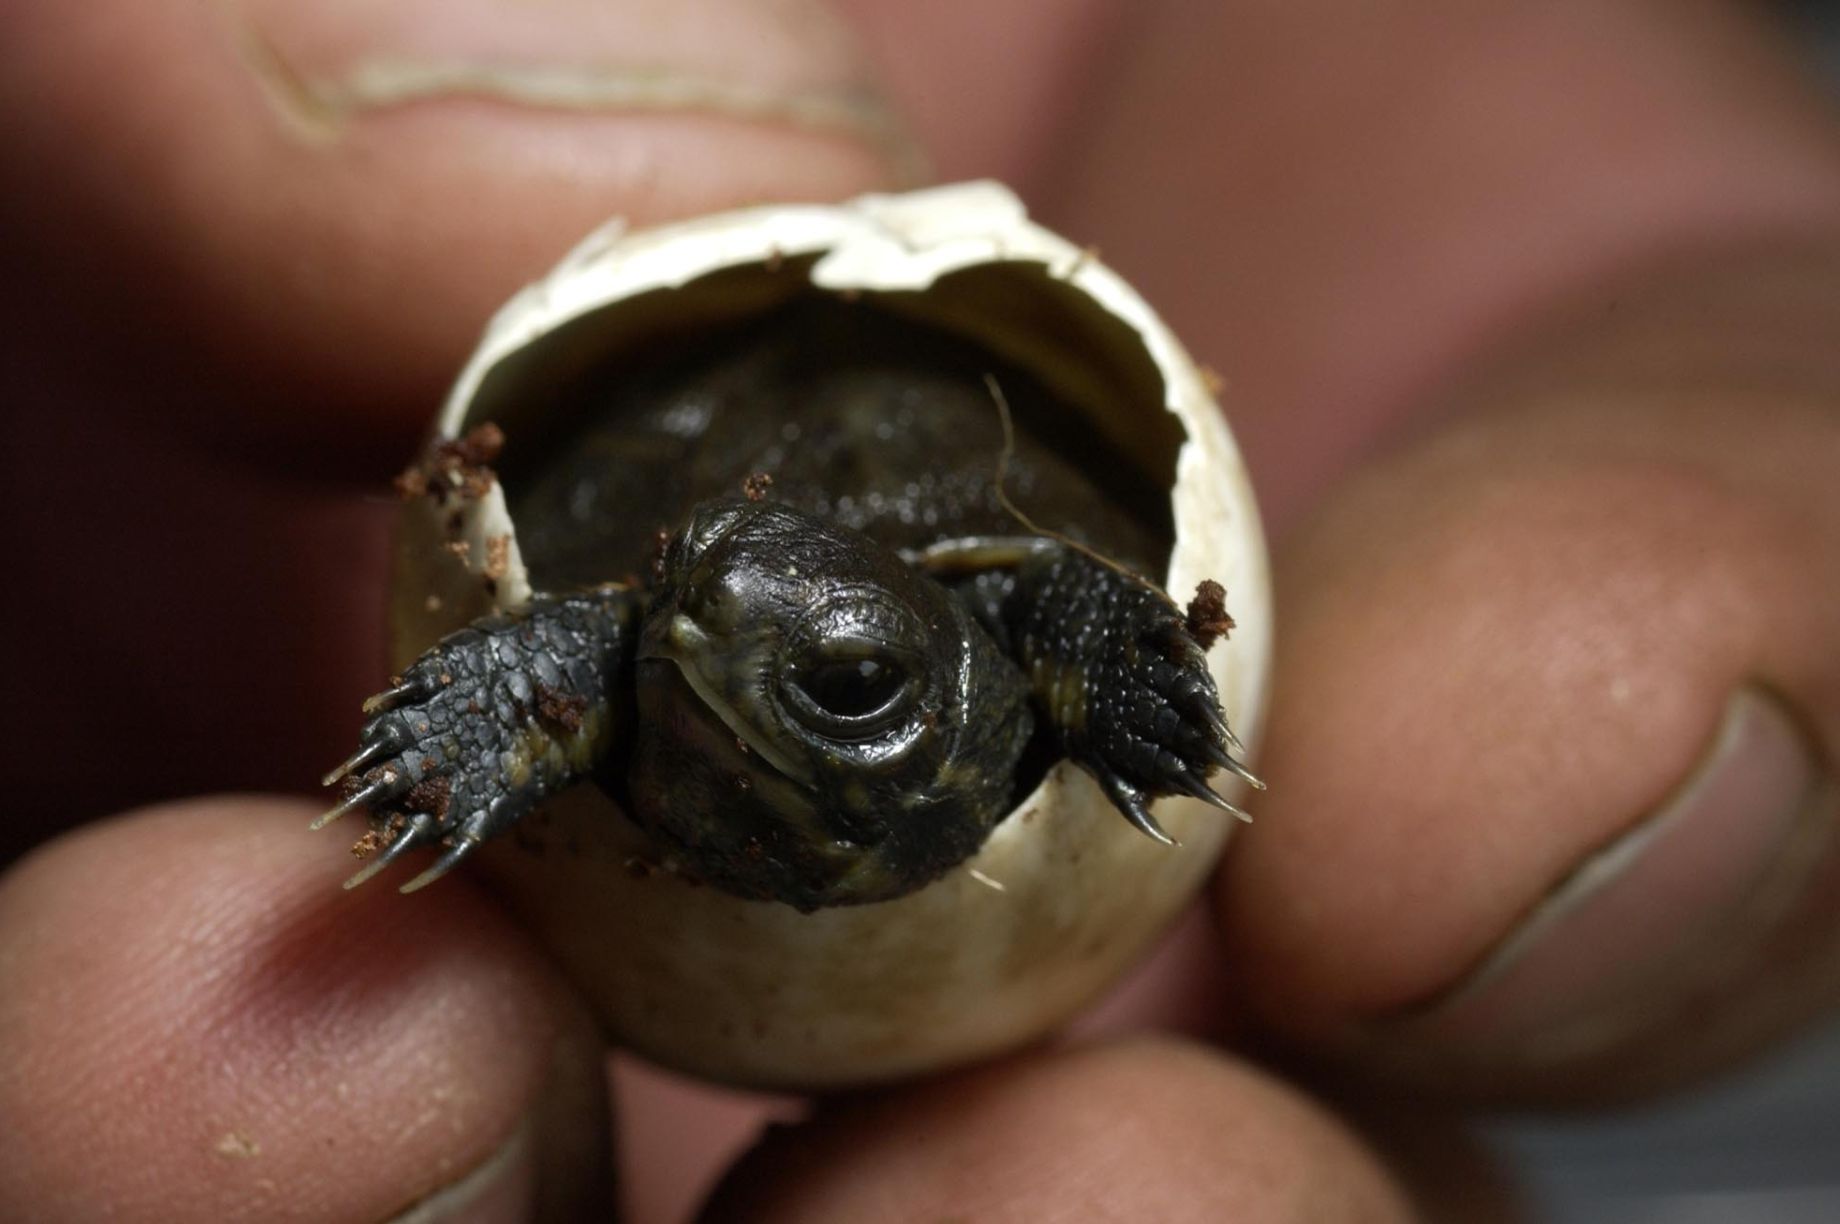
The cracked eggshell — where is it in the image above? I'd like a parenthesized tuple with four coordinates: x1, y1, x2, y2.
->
(389, 182, 1271, 1091)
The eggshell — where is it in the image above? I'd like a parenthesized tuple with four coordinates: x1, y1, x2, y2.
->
(388, 182, 1271, 1090)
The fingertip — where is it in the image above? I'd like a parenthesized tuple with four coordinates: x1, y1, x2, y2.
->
(0, 796, 610, 1221)
(703, 1039, 1414, 1223)
(1216, 341, 1840, 1098)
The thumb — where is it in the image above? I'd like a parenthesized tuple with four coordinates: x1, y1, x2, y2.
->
(1220, 240, 1840, 1104)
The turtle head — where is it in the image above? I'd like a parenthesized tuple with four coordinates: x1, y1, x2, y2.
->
(632, 500, 1032, 909)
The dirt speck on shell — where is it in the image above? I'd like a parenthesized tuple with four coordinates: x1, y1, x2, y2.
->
(1185, 579, 1234, 650)
(395, 422, 505, 503)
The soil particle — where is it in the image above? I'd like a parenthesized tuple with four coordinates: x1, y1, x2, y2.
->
(535, 685, 588, 733)
(395, 422, 505, 503)
(1185, 579, 1234, 650)
(483, 533, 511, 581)
(402, 774, 453, 821)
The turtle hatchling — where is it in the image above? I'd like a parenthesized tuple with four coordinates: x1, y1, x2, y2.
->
(319, 184, 1271, 1089)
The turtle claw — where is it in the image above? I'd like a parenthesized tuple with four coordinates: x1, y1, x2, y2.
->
(989, 542, 1259, 840)
(317, 587, 638, 893)
(322, 725, 412, 791)
(1169, 767, 1253, 822)
(361, 675, 434, 715)
(343, 812, 438, 890)
(1094, 771, 1179, 848)
(319, 710, 416, 794)
(1200, 740, 1265, 790)
(1064, 577, 1259, 836)
(399, 834, 483, 894)
(320, 739, 387, 789)
(311, 768, 408, 830)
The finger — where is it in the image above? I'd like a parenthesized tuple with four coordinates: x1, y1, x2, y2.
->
(1217, 242, 1840, 1103)
(0, 796, 610, 1221)
(702, 1039, 1419, 1224)
(834, 0, 1127, 185)
(0, 0, 917, 452)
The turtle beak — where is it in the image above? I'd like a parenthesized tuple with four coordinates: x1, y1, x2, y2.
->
(636, 610, 708, 662)
(639, 612, 813, 786)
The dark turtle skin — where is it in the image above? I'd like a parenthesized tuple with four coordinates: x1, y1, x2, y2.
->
(320, 299, 1258, 911)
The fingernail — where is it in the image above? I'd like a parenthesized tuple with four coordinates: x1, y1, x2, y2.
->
(1385, 686, 1828, 1058)
(229, 0, 927, 183)
(385, 1116, 535, 1224)
(384, 1028, 613, 1223)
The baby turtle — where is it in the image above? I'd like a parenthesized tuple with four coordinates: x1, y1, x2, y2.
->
(318, 300, 1258, 912)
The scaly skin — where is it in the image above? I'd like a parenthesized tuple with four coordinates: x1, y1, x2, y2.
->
(918, 536, 1258, 845)
(321, 504, 1253, 900)
(317, 586, 641, 892)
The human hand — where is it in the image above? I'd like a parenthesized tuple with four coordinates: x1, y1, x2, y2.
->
(4, 2, 1838, 1220)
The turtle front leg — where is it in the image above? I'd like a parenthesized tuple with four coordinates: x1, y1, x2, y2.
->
(317, 584, 644, 892)
(915, 538, 1261, 845)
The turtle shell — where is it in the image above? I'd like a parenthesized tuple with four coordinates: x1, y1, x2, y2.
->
(388, 182, 1270, 1090)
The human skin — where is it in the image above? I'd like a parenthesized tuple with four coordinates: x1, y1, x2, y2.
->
(2, 1, 1838, 1220)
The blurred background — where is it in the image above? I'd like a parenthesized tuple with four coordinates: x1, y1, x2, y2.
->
(1786, 1, 1840, 85)
(1487, 1021, 1840, 1222)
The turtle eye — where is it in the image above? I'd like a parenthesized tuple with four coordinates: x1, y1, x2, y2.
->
(784, 646, 918, 738)
(794, 656, 906, 719)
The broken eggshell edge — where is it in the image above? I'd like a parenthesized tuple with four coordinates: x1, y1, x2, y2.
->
(388, 181, 1272, 1091)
